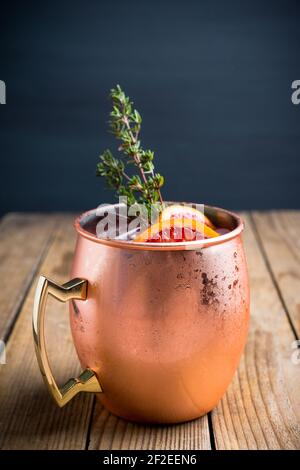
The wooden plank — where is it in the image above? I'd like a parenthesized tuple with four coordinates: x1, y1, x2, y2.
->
(0, 213, 57, 341)
(2, 210, 299, 450)
(252, 211, 300, 337)
(89, 402, 211, 450)
(211, 214, 300, 450)
(0, 216, 94, 449)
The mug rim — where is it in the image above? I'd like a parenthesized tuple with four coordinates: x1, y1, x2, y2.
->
(74, 204, 244, 251)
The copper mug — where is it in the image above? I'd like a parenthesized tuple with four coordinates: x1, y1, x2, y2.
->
(33, 204, 249, 423)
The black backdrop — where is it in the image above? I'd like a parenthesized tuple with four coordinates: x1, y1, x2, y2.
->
(1, 0, 300, 214)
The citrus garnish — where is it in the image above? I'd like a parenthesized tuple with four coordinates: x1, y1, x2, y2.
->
(160, 204, 215, 228)
(135, 217, 219, 243)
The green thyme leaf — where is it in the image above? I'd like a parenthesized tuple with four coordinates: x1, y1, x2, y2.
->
(96, 85, 164, 210)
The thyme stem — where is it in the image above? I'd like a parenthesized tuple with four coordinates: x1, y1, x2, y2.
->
(96, 85, 164, 210)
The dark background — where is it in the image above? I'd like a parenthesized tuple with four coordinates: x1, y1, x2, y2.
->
(0, 0, 300, 215)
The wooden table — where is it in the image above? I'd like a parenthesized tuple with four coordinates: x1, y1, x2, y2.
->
(0, 212, 299, 450)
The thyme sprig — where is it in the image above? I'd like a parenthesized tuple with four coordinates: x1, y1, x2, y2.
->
(96, 85, 164, 210)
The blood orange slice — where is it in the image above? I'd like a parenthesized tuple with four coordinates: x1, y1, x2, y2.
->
(160, 204, 215, 229)
(134, 217, 219, 243)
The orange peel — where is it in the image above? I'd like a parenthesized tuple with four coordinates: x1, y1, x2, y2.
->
(135, 217, 219, 243)
(160, 204, 215, 229)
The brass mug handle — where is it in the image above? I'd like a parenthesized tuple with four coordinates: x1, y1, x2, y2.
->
(32, 275, 102, 407)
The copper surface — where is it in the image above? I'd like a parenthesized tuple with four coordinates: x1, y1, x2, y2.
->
(69, 204, 250, 423)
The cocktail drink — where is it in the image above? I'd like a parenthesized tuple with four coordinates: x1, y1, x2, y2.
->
(32, 87, 250, 423)
(67, 203, 249, 423)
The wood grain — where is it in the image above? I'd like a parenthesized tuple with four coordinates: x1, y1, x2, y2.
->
(88, 402, 211, 450)
(0, 216, 94, 449)
(0, 213, 57, 341)
(211, 214, 300, 450)
(0, 212, 299, 450)
(252, 211, 300, 337)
